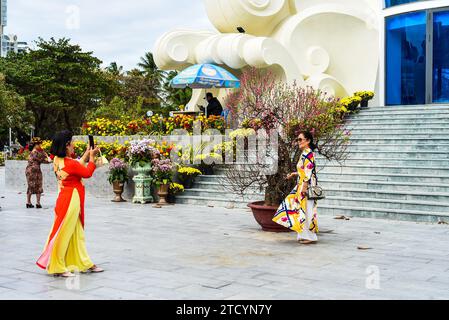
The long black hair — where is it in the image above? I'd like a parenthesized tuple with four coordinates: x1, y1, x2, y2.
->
(50, 131, 73, 158)
(299, 130, 318, 152)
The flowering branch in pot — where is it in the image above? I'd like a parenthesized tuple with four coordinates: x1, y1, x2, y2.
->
(222, 68, 350, 231)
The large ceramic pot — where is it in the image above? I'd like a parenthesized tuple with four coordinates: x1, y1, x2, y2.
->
(111, 181, 126, 202)
(132, 162, 153, 204)
(248, 201, 292, 233)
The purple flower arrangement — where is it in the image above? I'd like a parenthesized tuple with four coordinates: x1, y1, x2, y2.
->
(128, 139, 159, 166)
(108, 158, 129, 184)
(152, 158, 174, 185)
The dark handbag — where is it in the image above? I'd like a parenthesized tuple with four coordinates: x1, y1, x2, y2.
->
(307, 167, 326, 201)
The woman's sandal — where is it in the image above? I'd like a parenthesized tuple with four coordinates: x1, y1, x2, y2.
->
(82, 265, 104, 274)
(299, 240, 317, 245)
(54, 272, 76, 278)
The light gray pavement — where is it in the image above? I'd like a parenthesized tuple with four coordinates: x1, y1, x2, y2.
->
(0, 167, 448, 300)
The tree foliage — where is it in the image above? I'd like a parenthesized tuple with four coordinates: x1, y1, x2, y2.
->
(0, 38, 116, 138)
(0, 73, 34, 146)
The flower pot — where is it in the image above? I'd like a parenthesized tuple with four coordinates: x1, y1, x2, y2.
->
(156, 183, 170, 206)
(360, 100, 369, 108)
(200, 165, 214, 176)
(181, 176, 195, 189)
(248, 201, 292, 233)
(112, 181, 126, 202)
(132, 163, 153, 204)
(167, 193, 176, 204)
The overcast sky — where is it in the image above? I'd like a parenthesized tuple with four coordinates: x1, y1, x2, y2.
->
(6, 0, 215, 70)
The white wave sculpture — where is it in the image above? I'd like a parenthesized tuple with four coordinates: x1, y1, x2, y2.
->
(154, 0, 380, 111)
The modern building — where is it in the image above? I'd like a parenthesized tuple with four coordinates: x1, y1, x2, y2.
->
(0, 0, 7, 57)
(1, 34, 28, 56)
(154, 0, 449, 108)
(381, 0, 449, 105)
(0, 0, 28, 57)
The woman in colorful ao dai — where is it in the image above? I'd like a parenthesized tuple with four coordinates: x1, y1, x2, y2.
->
(36, 131, 104, 277)
(273, 131, 319, 244)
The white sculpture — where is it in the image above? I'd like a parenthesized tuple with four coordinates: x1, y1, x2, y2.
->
(154, 0, 380, 111)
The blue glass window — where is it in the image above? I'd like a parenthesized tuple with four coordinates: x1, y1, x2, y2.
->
(433, 11, 449, 103)
(386, 11, 427, 105)
(385, 0, 423, 8)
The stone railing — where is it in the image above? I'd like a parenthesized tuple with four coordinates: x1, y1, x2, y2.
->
(5, 160, 136, 200)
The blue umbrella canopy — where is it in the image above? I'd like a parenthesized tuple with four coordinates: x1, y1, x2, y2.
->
(171, 64, 240, 89)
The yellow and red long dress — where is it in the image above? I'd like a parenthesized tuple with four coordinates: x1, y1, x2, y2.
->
(272, 148, 319, 241)
(36, 157, 96, 274)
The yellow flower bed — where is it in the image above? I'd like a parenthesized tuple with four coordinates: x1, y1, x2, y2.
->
(81, 114, 227, 137)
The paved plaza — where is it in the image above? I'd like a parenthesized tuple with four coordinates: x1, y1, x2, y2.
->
(0, 167, 448, 300)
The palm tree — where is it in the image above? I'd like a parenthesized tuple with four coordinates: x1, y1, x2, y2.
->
(138, 52, 165, 84)
(106, 62, 124, 76)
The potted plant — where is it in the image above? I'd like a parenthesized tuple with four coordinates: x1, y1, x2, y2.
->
(340, 96, 362, 113)
(354, 91, 375, 108)
(193, 153, 222, 175)
(168, 183, 185, 203)
(223, 68, 350, 232)
(152, 158, 174, 206)
(177, 166, 202, 189)
(128, 139, 159, 204)
(108, 158, 129, 202)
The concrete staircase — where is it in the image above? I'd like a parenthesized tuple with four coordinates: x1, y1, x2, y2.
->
(176, 105, 449, 223)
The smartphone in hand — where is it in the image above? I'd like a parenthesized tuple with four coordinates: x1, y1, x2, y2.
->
(88, 135, 95, 150)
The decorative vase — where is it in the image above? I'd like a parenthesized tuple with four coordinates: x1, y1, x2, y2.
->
(132, 163, 154, 204)
(154, 183, 170, 206)
(112, 181, 126, 202)
(248, 201, 292, 233)
(360, 100, 369, 108)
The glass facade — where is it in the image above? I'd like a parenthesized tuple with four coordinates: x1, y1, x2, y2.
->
(433, 10, 449, 103)
(0, 0, 6, 27)
(385, 0, 425, 8)
(386, 11, 427, 105)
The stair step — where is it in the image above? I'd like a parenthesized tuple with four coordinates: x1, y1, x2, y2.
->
(346, 123, 449, 130)
(347, 138, 449, 143)
(360, 105, 449, 112)
(347, 119, 449, 125)
(175, 195, 261, 208)
(324, 188, 449, 203)
(330, 151, 449, 159)
(318, 205, 449, 223)
(319, 164, 449, 176)
(315, 172, 449, 184)
(348, 111, 449, 118)
(347, 127, 449, 133)
(319, 180, 449, 193)
(195, 180, 449, 193)
(319, 158, 449, 166)
(348, 133, 449, 139)
(322, 196, 449, 213)
(183, 188, 263, 200)
(343, 144, 449, 151)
